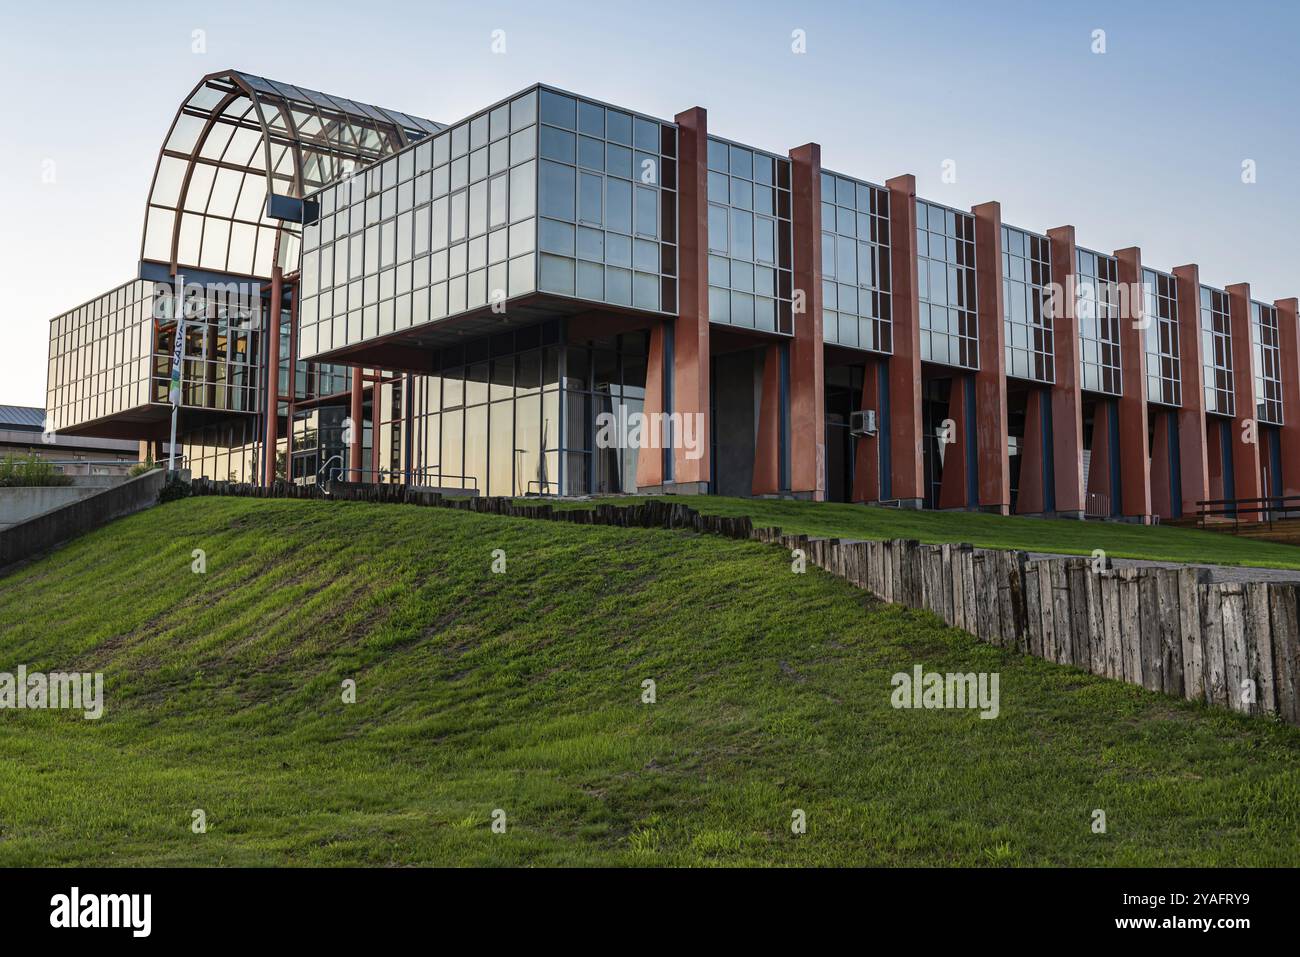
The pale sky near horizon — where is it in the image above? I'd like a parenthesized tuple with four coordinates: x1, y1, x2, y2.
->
(1, 0, 1296, 407)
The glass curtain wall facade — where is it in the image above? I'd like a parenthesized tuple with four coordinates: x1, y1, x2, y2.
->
(706, 137, 794, 334)
(821, 171, 891, 353)
(1001, 225, 1054, 383)
(1200, 285, 1235, 416)
(47, 280, 262, 434)
(1076, 248, 1123, 396)
(1142, 268, 1182, 407)
(181, 418, 262, 481)
(159, 286, 262, 412)
(47, 281, 155, 434)
(534, 89, 678, 314)
(299, 86, 679, 361)
(396, 320, 647, 497)
(1251, 301, 1283, 426)
(916, 200, 978, 369)
(299, 88, 541, 359)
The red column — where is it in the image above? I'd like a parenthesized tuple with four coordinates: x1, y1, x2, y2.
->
(1016, 390, 1046, 514)
(1113, 246, 1151, 521)
(669, 107, 712, 494)
(263, 265, 283, 486)
(788, 144, 826, 500)
(885, 174, 924, 507)
(1172, 264, 1210, 513)
(349, 366, 364, 482)
(971, 201, 1009, 514)
(1276, 297, 1300, 497)
(851, 358, 881, 502)
(636, 322, 667, 490)
(1047, 226, 1084, 518)
(937, 376, 972, 509)
(1207, 419, 1226, 501)
(1149, 411, 1173, 518)
(1226, 282, 1263, 506)
(751, 343, 782, 495)
(1087, 403, 1113, 510)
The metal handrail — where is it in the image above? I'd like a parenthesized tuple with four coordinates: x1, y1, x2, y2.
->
(326, 465, 480, 491)
(316, 454, 344, 487)
(1195, 494, 1300, 531)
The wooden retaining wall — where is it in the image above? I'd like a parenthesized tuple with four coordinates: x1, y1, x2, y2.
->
(188, 479, 1300, 727)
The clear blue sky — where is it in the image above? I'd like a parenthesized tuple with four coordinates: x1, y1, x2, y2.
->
(1, 0, 1296, 406)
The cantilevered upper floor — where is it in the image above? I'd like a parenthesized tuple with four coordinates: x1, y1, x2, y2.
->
(297, 85, 683, 369)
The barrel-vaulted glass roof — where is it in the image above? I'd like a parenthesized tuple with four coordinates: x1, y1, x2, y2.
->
(140, 70, 443, 281)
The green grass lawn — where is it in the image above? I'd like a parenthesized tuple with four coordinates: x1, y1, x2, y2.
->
(0, 496, 1297, 866)
(540, 494, 1300, 571)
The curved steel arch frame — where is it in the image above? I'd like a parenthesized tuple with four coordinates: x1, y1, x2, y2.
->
(139, 69, 442, 281)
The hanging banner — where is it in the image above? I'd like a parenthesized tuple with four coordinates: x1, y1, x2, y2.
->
(168, 318, 185, 406)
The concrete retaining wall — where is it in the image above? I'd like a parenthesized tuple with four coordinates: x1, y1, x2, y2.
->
(0, 469, 167, 571)
(0, 486, 103, 529)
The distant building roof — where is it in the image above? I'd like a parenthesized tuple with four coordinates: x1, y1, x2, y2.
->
(0, 405, 45, 432)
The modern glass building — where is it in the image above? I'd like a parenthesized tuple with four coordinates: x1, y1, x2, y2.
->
(44, 70, 1300, 520)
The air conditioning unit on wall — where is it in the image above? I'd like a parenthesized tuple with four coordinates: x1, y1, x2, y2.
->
(850, 410, 877, 437)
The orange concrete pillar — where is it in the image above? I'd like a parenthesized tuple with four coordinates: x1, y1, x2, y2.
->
(1149, 410, 1174, 519)
(1172, 265, 1210, 514)
(1046, 226, 1084, 518)
(349, 367, 364, 482)
(1016, 389, 1048, 514)
(1226, 282, 1263, 508)
(668, 107, 712, 494)
(885, 174, 924, 507)
(1276, 298, 1300, 497)
(1113, 247, 1151, 521)
(1088, 401, 1114, 513)
(636, 322, 667, 490)
(788, 144, 826, 500)
(937, 375, 974, 509)
(971, 202, 1009, 514)
(752, 343, 782, 496)
(1207, 418, 1227, 501)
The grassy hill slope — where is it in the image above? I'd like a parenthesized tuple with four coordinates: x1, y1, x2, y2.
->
(0, 497, 1297, 866)
(553, 495, 1300, 570)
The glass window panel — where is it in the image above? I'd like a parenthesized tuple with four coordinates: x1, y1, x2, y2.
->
(509, 162, 536, 221)
(539, 90, 576, 128)
(539, 160, 575, 220)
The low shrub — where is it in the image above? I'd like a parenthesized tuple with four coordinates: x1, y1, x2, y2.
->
(158, 475, 191, 503)
(0, 452, 73, 488)
(129, 456, 163, 477)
